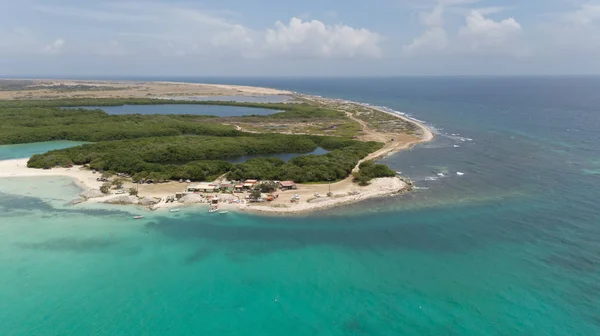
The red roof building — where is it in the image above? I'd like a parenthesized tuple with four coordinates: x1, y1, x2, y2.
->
(279, 181, 297, 190)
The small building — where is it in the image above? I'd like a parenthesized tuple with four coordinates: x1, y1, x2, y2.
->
(234, 183, 244, 193)
(279, 181, 297, 190)
(187, 183, 219, 193)
(243, 182, 256, 190)
(220, 183, 234, 192)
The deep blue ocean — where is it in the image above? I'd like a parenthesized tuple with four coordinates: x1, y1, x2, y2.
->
(1, 77, 600, 335)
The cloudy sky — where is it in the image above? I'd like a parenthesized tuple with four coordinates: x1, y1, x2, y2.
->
(1, 0, 600, 76)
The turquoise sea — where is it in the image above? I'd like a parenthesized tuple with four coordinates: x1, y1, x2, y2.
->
(1, 77, 600, 335)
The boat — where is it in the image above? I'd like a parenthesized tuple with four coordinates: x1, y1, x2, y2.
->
(208, 208, 218, 213)
(456, 172, 465, 176)
(396, 171, 402, 175)
(169, 209, 180, 213)
(219, 211, 229, 214)
(133, 216, 144, 219)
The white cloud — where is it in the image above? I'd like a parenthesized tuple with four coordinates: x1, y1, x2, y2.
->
(42, 39, 65, 54)
(403, 4, 448, 54)
(421, 4, 445, 27)
(537, 4, 600, 57)
(404, 1, 522, 57)
(261, 18, 381, 58)
(31, 3, 382, 60)
(472, 6, 507, 16)
(211, 24, 256, 57)
(457, 10, 522, 54)
(403, 27, 448, 54)
(213, 17, 382, 59)
(563, 4, 600, 25)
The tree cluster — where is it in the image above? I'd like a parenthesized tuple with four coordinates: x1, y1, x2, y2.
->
(1, 98, 396, 184)
(352, 161, 397, 186)
(27, 134, 383, 183)
(0, 99, 345, 145)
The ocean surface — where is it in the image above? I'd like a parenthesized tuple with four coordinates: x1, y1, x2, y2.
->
(2, 77, 600, 335)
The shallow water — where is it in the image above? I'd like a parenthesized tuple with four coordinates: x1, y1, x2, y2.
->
(2, 77, 600, 335)
(0, 141, 88, 159)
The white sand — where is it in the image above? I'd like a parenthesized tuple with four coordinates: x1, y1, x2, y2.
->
(0, 158, 410, 215)
(0, 89, 433, 215)
(159, 82, 293, 96)
(0, 159, 103, 190)
(0, 79, 293, 100)
(243, 177, 409, 214)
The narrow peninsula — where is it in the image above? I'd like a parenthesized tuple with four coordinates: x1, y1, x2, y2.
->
(0, 79, 433, 214)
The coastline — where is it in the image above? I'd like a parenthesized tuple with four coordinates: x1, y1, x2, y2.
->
(0, 82, 435, 215)
(0, 79, 293, 100)
(0, 158, 413, 215)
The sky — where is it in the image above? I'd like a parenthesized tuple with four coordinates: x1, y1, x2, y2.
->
(1, 0, 600, 77)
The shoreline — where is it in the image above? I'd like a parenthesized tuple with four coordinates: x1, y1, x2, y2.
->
(0, 158, 413, 215)
(0, 83, 434, 215)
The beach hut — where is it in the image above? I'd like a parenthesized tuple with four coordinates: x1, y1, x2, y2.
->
(187, 183, 219, 193)
(279, 181, 297, 190)
(219, 183, 234, 192)
(234, 183, 244, 193)
(243, 182, 257, 190)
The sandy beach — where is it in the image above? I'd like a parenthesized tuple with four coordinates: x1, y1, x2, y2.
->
(0, 79, 292, 100)
(0, 158, 104, 190)
(0, 84, 434, 214)
(0, 157, 411, 214)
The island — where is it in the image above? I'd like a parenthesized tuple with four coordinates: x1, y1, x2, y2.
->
(0, 79, 434, 214)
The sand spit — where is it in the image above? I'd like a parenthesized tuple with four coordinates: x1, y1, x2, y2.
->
(0, 79, 292, 100)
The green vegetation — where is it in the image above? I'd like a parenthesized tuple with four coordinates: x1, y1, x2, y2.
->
(0, 80, 123, 92)
(257, 181, 278, 193)
(228, 140, 381, 183)
(0, 98, 342, 117)
(0, 80, 34, 91)
(0, 105, 238, 144)
(27, 134, 383, 183)
(0, 99, 350, 145)
(100, 183, 110, 194)
(353, 161, 397, 186)
(0, 98, 398, 184)
(112, 179, 125, 189)
(349, 106, 420, 134)
(250, 190, 262, 200)
(129, 188, 138, 196)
